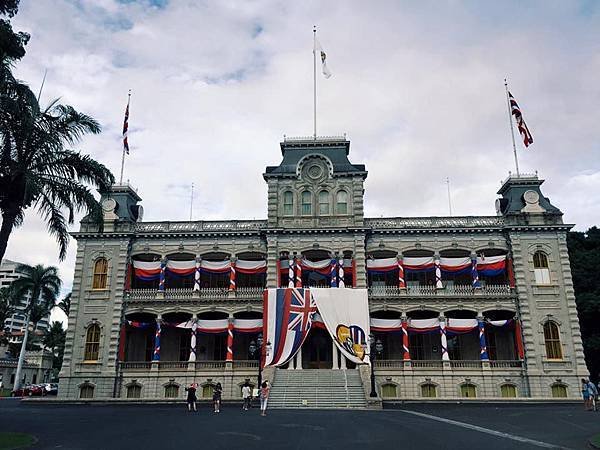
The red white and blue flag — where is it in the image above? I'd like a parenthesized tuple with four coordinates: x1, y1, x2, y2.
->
(509, 91, 533, 148)
(263, 288, 317, 367)
(122, 94, 130, 154)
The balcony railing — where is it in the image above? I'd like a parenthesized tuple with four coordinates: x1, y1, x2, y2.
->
(126, 286, 264, 302)
(364, 216, 504, 230)
(119, 360, 234, 371)
(368, 284, 512, 298)
(374, 360, 523, 369)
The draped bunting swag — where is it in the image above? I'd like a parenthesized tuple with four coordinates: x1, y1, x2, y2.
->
(152, 322, 161, 361)
(402, 320, 410, 360)
(295, 258, 302, 288)
(229, 261, 236, 291)
(439, 320, 449, 361)
(188, 321, 197, 362)
(338, 259, 345, 288)
(471, 258, 481, 288)
(478, 319, 489, 360)
(330, 259, 337, 288)
(226, 321, 234, 362)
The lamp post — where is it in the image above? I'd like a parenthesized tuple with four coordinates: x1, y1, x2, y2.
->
(367, 334, 384, 397)
(249, 334, 271, 389)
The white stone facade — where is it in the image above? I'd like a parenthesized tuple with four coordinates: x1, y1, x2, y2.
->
(58, 138, 587, 401)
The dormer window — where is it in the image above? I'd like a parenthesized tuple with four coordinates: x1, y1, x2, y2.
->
(318, 190, 330, 215)
(301, 191, 312, 215)
(533, 251, 550, 285)
(336, 190, 348, 214)
(283, 191, 294, 216)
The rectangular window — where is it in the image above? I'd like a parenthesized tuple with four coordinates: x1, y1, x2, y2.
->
(534, 268, 551, 285)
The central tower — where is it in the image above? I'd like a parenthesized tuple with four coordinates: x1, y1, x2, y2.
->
(263, 136, 368, 229)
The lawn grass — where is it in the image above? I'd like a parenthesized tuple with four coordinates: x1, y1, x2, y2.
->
(0, 432, 36, 450)
(0, 389, 12, 397)
(590, 433, 600, 449)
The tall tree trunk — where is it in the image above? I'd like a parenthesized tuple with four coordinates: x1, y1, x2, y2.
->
(0, 209, 18, 264)
(14, 308, 31, 392)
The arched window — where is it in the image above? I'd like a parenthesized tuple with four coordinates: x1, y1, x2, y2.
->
(164, 384, 179, 398)
(421, 383, 437, 398)
(202, 384, 214, 399)
(544, 321, 562, 359)
(318, 190, 330, 215)
(301, 191, 312, 215)
(336, 191, 348, 214)
(127, 384, 141, 399)
(79, 385, 94, 399)
(551, 384, 567, 398)
(92, 258, 108, 289)
(84, 324, 101, 361)
(381, 383, 398, 398)
(500, 384, 517, 398)
(283, 191, 294, 216)
(533, 251, 550, 285)
(460, 383, 477, 398)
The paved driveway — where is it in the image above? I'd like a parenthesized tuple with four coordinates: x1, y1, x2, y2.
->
(0, 399, 598, 449)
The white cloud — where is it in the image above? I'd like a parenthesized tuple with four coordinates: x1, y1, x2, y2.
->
(5, 0, 600, 325)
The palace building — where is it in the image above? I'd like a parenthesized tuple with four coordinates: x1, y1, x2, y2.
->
(58, 136, 587, 405)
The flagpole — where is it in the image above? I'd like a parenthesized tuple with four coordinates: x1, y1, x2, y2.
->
(189, 182, 194, 221)
(119, 90, 131, 185)
(313, 26, 317, 140)
(446, 177, 453, 216)
(504, 78, 520, 177)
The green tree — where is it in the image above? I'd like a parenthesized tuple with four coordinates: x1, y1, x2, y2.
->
(568, 227, 600, 382)
(10, 263, 61, 389)
(0, 0, 114, 264)
(43, 321, 66, 372)
(0, 285, 17, 345)
(56, 292, 71, 317)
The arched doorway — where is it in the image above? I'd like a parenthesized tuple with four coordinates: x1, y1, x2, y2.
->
(302, 327, 333, 369)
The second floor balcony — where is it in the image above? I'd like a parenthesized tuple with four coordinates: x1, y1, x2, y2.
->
(368, 284, 513, 298)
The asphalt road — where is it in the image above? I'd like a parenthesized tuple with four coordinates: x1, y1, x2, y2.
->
(1, 399, 598, 450)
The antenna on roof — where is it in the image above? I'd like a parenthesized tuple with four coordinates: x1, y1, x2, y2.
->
(189, 183, 194, 221)
(446, 177, 453, 216)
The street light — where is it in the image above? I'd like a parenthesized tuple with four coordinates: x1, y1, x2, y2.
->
(366, 333, 384, 397)
(248, 334, 271, 389)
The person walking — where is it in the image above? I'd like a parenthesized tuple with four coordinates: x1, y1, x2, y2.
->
(213, 382, 222, 413)
(259, 380, 270, 417)
(588, 379, 599, 412)
(582, 379, 592, 411)
(185, 383, 198, 412)
(242, 383, 251, 411)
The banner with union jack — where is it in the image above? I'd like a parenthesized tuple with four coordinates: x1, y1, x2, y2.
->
(509, 91, 533, 148)
(263, 288, 317, 367)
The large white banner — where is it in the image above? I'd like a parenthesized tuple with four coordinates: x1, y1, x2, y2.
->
(310, 288, 371, 365)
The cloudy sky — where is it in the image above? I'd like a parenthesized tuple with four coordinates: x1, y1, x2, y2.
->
(5, 0, 600, 323)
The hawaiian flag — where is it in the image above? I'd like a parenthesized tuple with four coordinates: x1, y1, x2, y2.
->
(122, 94, 130, 154)
(509, 92, 533, 148)
(264, 288, 316, 367)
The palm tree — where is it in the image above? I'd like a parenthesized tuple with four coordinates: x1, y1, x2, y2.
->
(56, 292, 71, 318)
(43, 321, 66, 373)
(0, 88, 115, 263)
(10, 263, 61, 390)
(0, 286, 17, 345)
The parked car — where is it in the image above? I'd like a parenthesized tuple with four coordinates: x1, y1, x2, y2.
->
(28, 384, 45, 396)
(12, 384, 32, 397)
(44, 383, 58, 395)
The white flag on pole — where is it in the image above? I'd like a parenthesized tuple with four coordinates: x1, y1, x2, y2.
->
(314, 39, 332, 79)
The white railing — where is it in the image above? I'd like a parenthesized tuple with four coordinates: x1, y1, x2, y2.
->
(126, 287, 264, 302)
(283, 135, 347, 142)
(119, 361, 152, 370)
(411, 360, 444, 369)
(449, 360, 482, 369)
(233, 360, 260, 369)
(364, 216, 504, 229)
(195, 361, 227, 370)
(158, 361, 189, 370)
(136, 220, 267, 233)
(490, 360, 523, 368)
(374, 360, 406, 368)
(368, 284, 512, 298)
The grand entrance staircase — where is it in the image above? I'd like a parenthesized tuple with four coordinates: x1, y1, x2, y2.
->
(268, 369, 368, 409)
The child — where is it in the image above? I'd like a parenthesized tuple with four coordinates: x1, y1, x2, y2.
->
(213, 382, 222, 413)
(259, 381, 270, 417)
(241, 383, 251, 411)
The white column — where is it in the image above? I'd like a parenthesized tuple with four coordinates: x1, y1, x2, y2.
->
(295, 348, 303, 370)
(332, 341, 339, 369)
(340, 352, 347, 369)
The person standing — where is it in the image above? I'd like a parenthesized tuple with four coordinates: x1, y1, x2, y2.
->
(241, 383, 251, 411)
(213, 382, 222, 413)
(259, 381, 270, 417)
(185, 383, 197, 412)
(582, 379, 591, 411)
(588, 380, 599, 412)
